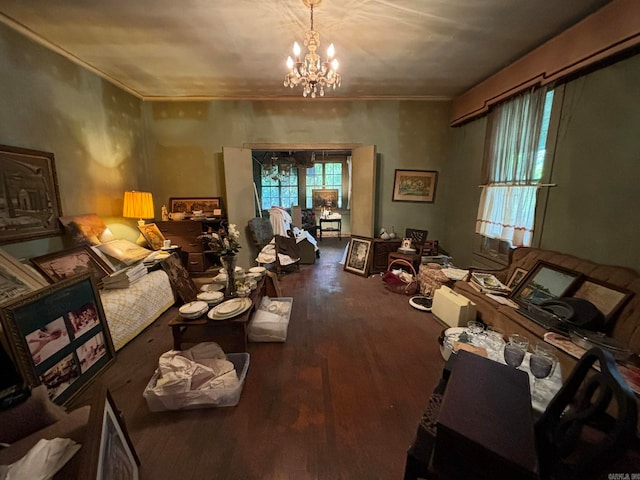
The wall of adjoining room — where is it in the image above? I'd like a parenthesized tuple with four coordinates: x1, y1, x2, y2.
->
(446, 52, 640, 272)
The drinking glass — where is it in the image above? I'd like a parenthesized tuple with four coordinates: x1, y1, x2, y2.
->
(503, 343, 526, 368)
(508, 334, 529, 352)
(529, 352, 558, 401)
(466, 321, 485, 345)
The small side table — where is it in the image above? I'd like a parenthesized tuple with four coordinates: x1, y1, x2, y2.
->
(319, 218, 341, 240)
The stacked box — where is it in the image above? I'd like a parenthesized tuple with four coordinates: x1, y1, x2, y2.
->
(248, 297, 293, 342)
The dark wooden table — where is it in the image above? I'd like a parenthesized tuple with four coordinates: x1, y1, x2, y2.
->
(433, 350, 539, 480)
(319, 218, 341, 240)
(168, 276, 268, 352)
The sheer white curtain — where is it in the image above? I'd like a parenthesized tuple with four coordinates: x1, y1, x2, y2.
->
(476, 87, 548, 247)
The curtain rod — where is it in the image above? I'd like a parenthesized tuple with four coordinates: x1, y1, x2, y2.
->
(478, 183, 557, 188)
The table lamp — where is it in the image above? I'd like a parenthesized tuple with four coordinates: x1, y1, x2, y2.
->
(123, 191, 154, 226)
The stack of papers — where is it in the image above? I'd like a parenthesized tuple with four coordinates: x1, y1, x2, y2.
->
(102, 263, 148, 289)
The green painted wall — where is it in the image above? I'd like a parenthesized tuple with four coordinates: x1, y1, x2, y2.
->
(143, 100, 452, 243)
(446, 53, 640, 272)
(0, 23, 148, 260)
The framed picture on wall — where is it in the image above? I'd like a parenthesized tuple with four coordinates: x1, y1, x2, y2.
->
(392, 169, 438, 203)
(0, 273, 115, 405)
(169, 197, 222, 218)
(311, 189, 339, 209)
(0, 145, 63, 244)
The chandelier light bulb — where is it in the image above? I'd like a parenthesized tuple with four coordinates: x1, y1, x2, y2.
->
(286, 56, 294, 69)
(332, 59, 339, 71)
(293, 42, 301, 58)
(327, 43, 335, 59)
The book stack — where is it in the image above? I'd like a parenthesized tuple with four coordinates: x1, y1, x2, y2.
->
(102, 263, 148, 289)
(469, 272, 511, 296)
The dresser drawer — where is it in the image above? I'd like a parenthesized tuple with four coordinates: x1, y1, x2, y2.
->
(185, 253, 213, 273)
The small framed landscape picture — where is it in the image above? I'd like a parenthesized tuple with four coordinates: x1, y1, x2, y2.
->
(169, 197, 222, 218)
(510, 261, 582, 306)
(392, 169, 438, 203)
(0, 273, 115, 405)
(344, 236, 372, 277)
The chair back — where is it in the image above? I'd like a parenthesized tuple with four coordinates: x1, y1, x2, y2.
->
(535, 347, 638, 480)
(248, 217, 274, 249)
(405, 229, 429, 252)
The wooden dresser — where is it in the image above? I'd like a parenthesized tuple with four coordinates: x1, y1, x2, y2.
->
(156, 219, 225, 275)
(370, 238, 402, 274)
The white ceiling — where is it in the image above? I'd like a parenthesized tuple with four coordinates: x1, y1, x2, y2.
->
(0, 0, 611, 101)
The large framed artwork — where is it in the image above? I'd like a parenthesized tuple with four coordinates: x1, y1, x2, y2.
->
(0, 273, 116, 405)
(169, 197, 223, 218)
(509, 261, 582, 306)
(344, 236, 372, 277)
(0, 145, 63, 244)
(79, 385, 140, 480)
(30, 246, 113, 287)
(311, 189, 339, 209)
(0, 248, 48, 305)
(392, 169, 438, 203)
(572, 278, 633, 325)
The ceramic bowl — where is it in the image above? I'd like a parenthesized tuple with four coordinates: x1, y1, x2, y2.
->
(248, 266, 266, 276)
(178, 301, 208, 319)
(197, 291, 224, 305)
(200, 283, 224, 292)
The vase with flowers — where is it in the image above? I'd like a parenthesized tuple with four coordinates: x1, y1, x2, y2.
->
(199, 223, 241, 298)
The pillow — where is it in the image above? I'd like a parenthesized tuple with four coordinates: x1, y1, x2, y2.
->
(96, 239, 152, 266)
(59, 214, 115, 246)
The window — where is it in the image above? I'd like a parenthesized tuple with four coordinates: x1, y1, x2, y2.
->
(476, 87, 554, 249)
(260, 166, 299, 211)
(305, 162, 343, 208)
(254, 151, 349, 212)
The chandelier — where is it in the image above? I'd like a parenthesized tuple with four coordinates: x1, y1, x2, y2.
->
(284, 0, 341, 98)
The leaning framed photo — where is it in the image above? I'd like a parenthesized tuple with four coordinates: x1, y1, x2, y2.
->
(0, 248, 48, 305)
(0, 144, 63, 244)
(169, 197, 222, 218)
(138, 223, 166, 251)
(159, 253, 199, 303)
(572, 278, 633, 325)
(344, 236, 372, 277)
(0, 273, 115, 405)
(79, 385, 140, 480)
(509, 261, 582, 306)
(392, 169, 438, 203)
(30, 245, 113, 287)
(506, 267, 528, 290)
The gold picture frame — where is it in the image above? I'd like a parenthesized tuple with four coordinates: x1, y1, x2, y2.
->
(392, 169, 438, 203)
(138, 223, 166, 251)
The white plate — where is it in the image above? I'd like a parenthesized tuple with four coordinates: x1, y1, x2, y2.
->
(200, 283, 224, 292)
(179, 301, 208, 315)
(214, 298, 245, 315)
(409, 296, 432, 312)
(207, 298, 252, 320)
(197, 291, 224, 302)
(249, 266, 266, 274)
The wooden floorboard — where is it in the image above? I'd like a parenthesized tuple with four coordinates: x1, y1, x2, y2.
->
(71, 237, 446, 479)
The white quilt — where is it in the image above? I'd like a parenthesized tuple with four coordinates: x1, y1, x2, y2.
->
(99, 270, 175, 350)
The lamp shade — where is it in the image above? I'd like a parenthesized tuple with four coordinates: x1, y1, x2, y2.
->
(123, 191, 154, 220)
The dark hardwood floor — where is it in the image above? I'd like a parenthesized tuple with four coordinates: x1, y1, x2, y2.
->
(73, 237, 447, 479)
